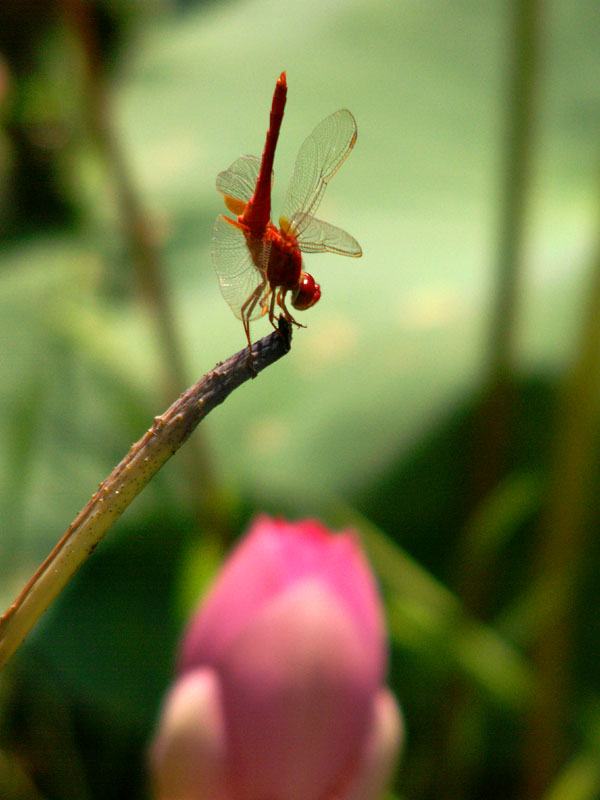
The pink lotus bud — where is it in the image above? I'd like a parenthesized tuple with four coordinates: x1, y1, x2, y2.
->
(151, 516, 402, 800)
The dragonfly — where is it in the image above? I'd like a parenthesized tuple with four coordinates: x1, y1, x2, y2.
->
(211, 72, 362, 349)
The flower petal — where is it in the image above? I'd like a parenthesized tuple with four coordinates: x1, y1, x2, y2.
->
(179, 516, 385, 681)
(150, 668, 230, 800)
(339, 688, 404, 800)
(219, 578, 378, 800)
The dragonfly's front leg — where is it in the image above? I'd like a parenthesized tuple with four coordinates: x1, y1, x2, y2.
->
(266, 289, 279, 331)
(277, 290, 306, 329)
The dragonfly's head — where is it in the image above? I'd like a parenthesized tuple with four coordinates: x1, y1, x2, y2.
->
(292, 271, 321, 311)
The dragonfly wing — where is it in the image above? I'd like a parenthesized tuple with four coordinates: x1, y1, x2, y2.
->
(294, 213, 362, 257)
(216, 155, 260, 203)
(216, 155, 274, 205)
(211, 215, 267, 321)
(280, 109, 357, 233)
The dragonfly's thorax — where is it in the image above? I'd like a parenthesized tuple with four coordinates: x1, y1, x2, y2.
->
(264, 223, 302, 290)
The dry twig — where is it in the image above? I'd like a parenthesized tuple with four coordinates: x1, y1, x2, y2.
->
(0, 320, 292, 671)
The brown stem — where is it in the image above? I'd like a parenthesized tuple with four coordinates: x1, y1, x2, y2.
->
(522, 229, 600, 797)
(444, 4, 541, 797)
(488, 0, 540, 387)
(459, 0, 541, 609)
(0, 320, 292, 672)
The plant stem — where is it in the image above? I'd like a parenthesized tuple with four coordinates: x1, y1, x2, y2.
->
(460, 0, 541, 610)
(0, 321, 292, 672)
(446, 3, 541, 797)
(522, 216, 600, 798)
(488, 0, 540, 386)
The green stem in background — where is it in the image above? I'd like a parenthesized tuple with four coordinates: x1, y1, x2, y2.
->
(460, 0, 541, 610)
(0, 322, 292, 673)
(447, 3, 541, 798)
(522, 203, 600, 798)
(488, 0, 540, 387)
(57, 0, 219, 526)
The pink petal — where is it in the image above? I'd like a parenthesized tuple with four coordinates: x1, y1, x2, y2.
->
(340, 688, 403, 800)
(150, 668, 230, 800)
(219, 578, 379, 800)
(179, 516, 385, 680)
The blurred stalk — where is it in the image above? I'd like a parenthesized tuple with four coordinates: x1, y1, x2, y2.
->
(488, 0, 539, 387)
(444, 3, 541, 798)
(57, 0, 223, 532)
(522, 195, 600, 797)
(461, 0, 541, 594)
(465, 0, 540, 538)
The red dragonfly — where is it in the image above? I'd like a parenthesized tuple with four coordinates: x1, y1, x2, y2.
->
(212, 72, 362, 347)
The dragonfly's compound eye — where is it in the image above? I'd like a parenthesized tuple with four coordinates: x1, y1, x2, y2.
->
(292, 272, 321, 310)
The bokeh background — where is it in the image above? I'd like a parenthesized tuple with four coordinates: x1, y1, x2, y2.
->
(2, 0, 600, 798)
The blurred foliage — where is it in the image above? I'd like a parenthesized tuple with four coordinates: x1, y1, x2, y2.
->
(2, 0, 600, 799)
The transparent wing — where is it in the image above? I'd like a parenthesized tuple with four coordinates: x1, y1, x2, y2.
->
(293, 213, 362, 257)
(216, 155, 273, 204)
(211, 215, 267, 321)
(280, 109, 357, 235)
(216, 155, 259, 204)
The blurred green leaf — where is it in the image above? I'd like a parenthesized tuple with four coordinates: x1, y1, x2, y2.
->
(460, 470, 543, 567)
(362, 514, 534, 711)
(543, 753, 600, 800)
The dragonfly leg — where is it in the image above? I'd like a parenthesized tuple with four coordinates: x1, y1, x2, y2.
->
(266, 288, 279, 331)
(240, 273, 268, 367)
(277, 290, 306, 329)
(260, 288, 272, 317)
